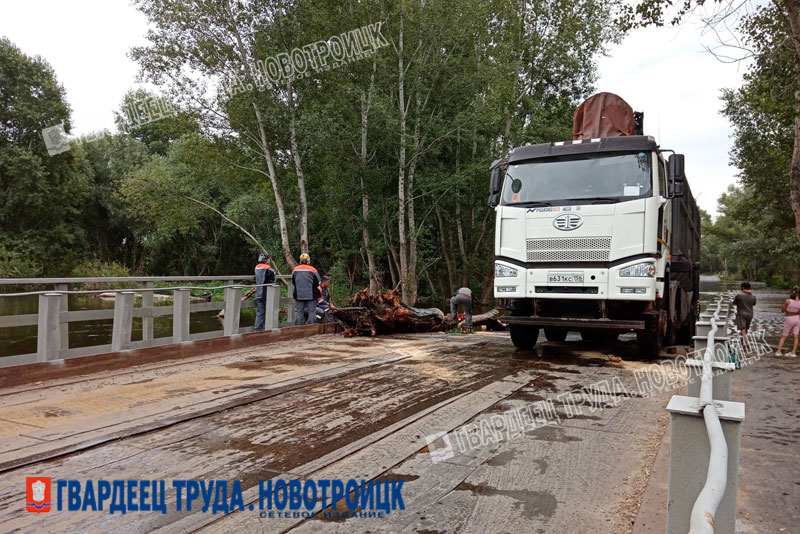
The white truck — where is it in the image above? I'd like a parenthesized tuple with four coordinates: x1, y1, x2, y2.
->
(488, 93, 700, 357)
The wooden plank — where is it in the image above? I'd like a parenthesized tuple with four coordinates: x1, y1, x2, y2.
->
(0, 324, 337, 385)
(60, 344, 113, 359)
(194, 371, 537, 534)
(0, 353, 37, 368)
(191, 301, 225, 313)
(61, 309, 114, 322)
(282, 365, 670, 534)
(0, 337, 505, 533)
(0, 350, 416, 472)
(0, 313, 38, 328)
(188, 330, 225, 342)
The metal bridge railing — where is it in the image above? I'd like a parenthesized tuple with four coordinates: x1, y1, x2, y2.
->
(0, 275, 297, 368)
(666, 295, 746, 534)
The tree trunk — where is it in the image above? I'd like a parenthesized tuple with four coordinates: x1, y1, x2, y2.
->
(455, 200, 469, 286)
(331, 289, 504, 336)
(396, 13, 409, 302)
(360, 60, 379, 292)
(223, 3, 296, 268)
(385, 233, 402, 289)
(253, 103, 297, 268)
(783, 0, 800, 245)
(406, 90, 421, 305)
(436, 207, 456, 290)
(287, 77, 309, 255)
(479, 272, 494, 307)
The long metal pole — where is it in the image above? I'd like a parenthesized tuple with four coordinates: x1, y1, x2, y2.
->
(689, 298, 729, 534)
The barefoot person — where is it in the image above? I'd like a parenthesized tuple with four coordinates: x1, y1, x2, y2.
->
(733, 282, 756, 350)
(775, 288, 800, 357)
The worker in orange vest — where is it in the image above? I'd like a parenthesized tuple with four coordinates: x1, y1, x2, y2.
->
(254, 253, 275, 331)
(292, 253, 322, 325)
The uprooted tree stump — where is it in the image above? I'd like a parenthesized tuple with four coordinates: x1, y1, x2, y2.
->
(330, 289, 505, 337)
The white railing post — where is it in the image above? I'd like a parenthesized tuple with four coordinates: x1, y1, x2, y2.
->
(286, 280, 295, 324)
(111, 291, 135, 352)
(265, 284, 280, 330)
(172, 288, 191, 343)
(223, 286, 242, 336)
(37, 293, 61, 362)
(54, 283, 69, 351)
(142, 281, 154, 346)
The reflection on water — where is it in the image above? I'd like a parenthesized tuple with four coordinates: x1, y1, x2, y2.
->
(0, 293, 255, 358)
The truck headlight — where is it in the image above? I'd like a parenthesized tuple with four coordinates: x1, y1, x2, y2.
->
(619, 262, 656, 277)
(495, 264, 518, 278)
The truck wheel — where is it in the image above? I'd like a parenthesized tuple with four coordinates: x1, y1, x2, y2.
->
(676, 317, 695, 345)
(636, 314, 663, 359)
(510, 325, 540, 350)
(580, 330, 618, 342)
(676, 291, 697, 345)
(544, 328, 568, 342)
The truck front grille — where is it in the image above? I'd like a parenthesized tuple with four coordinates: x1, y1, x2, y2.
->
(526, 237, 611, 262)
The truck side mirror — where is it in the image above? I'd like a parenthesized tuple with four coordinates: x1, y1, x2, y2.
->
(488, 166, 504, 208)
(668, 154, 685, 183)
(667, 154, 685, 198)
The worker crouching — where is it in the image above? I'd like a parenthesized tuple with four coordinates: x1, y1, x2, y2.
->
(449, 287, 473, 333)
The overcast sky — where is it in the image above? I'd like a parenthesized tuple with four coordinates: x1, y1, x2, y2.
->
(1, 1, 754, 216)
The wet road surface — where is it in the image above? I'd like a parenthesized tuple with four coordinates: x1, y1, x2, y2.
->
(0, 329, 679, 533)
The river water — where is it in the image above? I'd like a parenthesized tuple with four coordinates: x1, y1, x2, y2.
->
(0, 293, 255, 359)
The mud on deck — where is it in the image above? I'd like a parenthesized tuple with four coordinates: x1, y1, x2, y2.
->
(0, 331, 673, 533)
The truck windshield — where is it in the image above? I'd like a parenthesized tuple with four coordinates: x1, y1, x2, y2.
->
(502, 152, 652, 205)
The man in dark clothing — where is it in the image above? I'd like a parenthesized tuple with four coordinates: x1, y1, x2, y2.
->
(315, 275, 333, 322)
(733, 282, 757, 346)
(254, 253, 276, 332)
(292, 253, 321, 325)
(449, 287, 473, 332)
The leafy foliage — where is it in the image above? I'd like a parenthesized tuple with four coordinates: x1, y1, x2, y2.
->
(704, 4, 800, 286)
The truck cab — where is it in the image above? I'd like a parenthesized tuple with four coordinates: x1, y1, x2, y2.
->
(489, 130, 700, 357)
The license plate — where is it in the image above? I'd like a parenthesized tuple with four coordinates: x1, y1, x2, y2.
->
(548, 272, 583, 283)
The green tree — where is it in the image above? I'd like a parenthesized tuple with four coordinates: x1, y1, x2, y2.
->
(623, 0, 800, 247)
(0, 38, 89, 276)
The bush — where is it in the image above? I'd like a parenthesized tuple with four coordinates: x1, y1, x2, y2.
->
(0, 245, 41, 278)
(71, 259, 132, 289)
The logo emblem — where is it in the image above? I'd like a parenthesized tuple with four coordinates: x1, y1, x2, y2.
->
(553, 213, 583, 231)
(26, 477, 51, 513)
(425, 432, 455, 463)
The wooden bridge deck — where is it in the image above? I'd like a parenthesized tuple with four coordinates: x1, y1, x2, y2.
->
(0, 329, 672, 533)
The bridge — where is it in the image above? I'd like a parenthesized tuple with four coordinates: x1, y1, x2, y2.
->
(0, 280, 796, 532)
(0, 276, 298, 368)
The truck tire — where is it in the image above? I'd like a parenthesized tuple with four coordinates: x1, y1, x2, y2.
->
(676, 308, 695, 345)
(636, 313, 663, 359)
(510, 325, 540, 350)
(544, 328, 568, 342)
(676, 270, 700, 344)
(508, 299, 539, 350)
